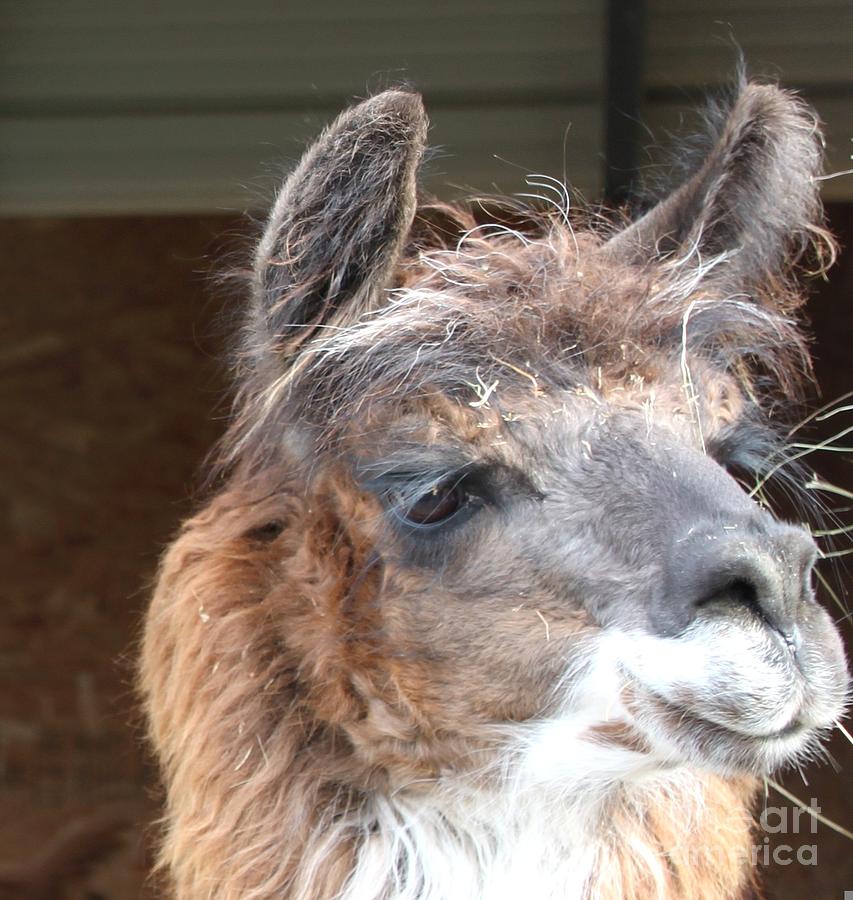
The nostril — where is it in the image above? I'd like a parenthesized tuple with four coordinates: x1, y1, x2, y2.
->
(725, 577, 764, 622)
(661, 522, 816, 638)
(699, 574, 771, 626)
(697, 571, 799, 651)
(727, 577, 759, 609)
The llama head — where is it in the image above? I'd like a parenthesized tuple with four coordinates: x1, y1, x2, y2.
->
(225, 87, 848, 786)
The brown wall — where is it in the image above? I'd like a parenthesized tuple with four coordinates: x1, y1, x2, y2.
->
(0, 209, 850, 898)
(0, 216, 235, 898)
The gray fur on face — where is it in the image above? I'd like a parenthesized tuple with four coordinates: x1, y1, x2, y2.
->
(223, 80, 847, 775)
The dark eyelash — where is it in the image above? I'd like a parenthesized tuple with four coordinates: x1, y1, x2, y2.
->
(363, 461, 480, 502)
(390, 476, 473, 529)
(390, 469, 474, 505)
(364, 465, 491, 536)
(361, 458, 542, 534)
(708, 423, 783, 477)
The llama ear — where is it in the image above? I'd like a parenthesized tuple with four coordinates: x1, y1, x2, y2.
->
(605, 83, 825, 285)
(250, 90, 427, 361)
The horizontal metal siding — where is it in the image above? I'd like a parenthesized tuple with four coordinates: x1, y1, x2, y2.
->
(2, 1, 849, 215)
(0, 0, 604, 214)
(647, 0, 850, 87)
(0, 104, 603, 215)
(643, 1, 852, 199)
(3, 3, 602, 107)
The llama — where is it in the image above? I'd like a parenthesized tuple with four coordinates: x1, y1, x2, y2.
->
(140, 82, 849, 899)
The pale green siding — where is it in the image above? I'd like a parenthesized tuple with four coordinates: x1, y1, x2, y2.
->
(643, 1, 852, 202)
(0, 0, 849, 215)
(0, 0, 604, 214)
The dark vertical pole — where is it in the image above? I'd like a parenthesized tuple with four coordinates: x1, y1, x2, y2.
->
(604, 0, 646, 208)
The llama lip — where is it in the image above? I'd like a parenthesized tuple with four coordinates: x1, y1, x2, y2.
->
(667, 700, 807, 743)
(637, 688, 812, 770)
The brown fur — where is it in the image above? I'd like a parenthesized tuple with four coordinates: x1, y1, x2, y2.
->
(144, 471, 761, 899)
(140, 84, 846, 898)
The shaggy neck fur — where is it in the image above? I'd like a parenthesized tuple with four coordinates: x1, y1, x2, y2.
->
(143, 483, 759, 900)
(322, 767, 757, 900)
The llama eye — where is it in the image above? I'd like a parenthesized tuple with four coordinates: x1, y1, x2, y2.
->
(398, 482, 466, 527)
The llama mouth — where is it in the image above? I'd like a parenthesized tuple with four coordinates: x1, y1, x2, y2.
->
(657, 697, 806, 741)
(609, 621, 839, 771)
(632, 689, 813, 772)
